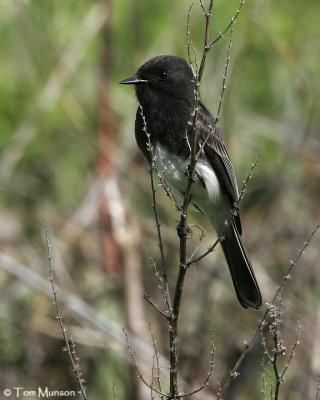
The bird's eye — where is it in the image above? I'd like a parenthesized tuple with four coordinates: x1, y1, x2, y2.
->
(158, 71, 168, 80)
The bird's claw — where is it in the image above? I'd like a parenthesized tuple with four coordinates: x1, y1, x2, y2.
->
(176, 223, 192, 239)
(186, 165, 198, 182)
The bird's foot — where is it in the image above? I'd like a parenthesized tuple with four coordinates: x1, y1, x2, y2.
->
(186, 165, 198, 182)
(176, 223, 192, 239)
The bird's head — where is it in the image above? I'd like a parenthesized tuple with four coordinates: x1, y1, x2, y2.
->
(120, 55, 195, 107)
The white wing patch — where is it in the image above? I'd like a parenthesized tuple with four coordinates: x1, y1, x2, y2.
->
(154, 143, 221, 202)
(196, 160, 221, 201)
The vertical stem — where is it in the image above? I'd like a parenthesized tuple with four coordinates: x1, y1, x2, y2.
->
(169, 328, 178, 396)
(198, 0, 214, 82)
(168, 77, 200, 398)
(169, 214, 188, 397)
(149, 168, 172, 313)
(139, 104, 173, 314)
(273, 333, 281, 400)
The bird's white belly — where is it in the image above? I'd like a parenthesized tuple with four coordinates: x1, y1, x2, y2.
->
(154, 143, 221, 208)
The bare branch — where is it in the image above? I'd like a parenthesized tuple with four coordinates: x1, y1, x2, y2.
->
(198, 0, 214, 82)
(209, 0, 245, 48)
(144, 293, 171, 319)
(123, 329, 167, 398)
(272, 337, 281, 400)
(148, 320, 163, 393)
(151, 353, 155, 400)
(238, 152, 260, 203)
(260, 327, 274, 365)
(187, 224, 206, 262)
(199, 0, 208, 14)
(280, 321, 301, 381)
(186, 3, 195, 72)
(195, 27, 234, 163)
(188, 236, 220, 266)
(140, 104, 181, 211)
(139, 105, 173, 317)
(260, 303, 301, 400)
(146, 251, 174, 324)
(182, 329, 216, 397)
(43, 220, 87, 400)
(216, 26, 233, 121)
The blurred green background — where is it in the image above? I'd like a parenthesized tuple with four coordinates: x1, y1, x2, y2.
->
(0, 0, 319, 399)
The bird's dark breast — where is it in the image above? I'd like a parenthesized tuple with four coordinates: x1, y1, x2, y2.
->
(135, 98, 192, 161)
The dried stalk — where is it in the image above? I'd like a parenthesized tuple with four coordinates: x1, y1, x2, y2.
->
(43, 220, 87, 400)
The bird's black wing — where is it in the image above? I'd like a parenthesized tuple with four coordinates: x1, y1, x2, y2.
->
(197, 102, 242, 232)
(197, 102, 239, 202)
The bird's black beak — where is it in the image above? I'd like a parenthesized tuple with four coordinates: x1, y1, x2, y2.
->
(119, 76, 148, 85)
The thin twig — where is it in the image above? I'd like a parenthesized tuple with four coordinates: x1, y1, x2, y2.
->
(149, 169, 166, 271)
(123, 329, 167, 398)
(149, 167, 173, 314)
(260, 327, 274, 364)
(151, 353, 155, 400)
(279, 321, 301, 381)
(43, 220, 87, 400)
(209, 0, 245, 48)
(181, 329, 216, 397)
(197, 0, 244, 81)
(140, 104, 181, 211)
(238, 153, 261, 203)
(261, 303, 301, 400)
(148, 252, 173, 316)
(144, 293, 171, 319)
(196, 26, 234, 161)
(186, 3, 195, 72)
(187, 224, 206, 262)
(216, 26, 233, 121)
(188, 236, 220, 266)
(198, 0, 214, 82)
(139, 105, 173, 317)
(272, 329, 281, 400)
(148, 320, 163, 393)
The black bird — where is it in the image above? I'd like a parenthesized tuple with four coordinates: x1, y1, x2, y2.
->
(120, 55, 262, 309)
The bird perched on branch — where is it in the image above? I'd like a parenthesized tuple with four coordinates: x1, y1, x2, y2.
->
(120, 55, 262, 309)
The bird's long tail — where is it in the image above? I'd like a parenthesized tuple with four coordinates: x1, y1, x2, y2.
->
(220, 221, 262, 309)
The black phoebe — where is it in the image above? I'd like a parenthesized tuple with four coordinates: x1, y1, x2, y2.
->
(120, 55, 262, 309)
